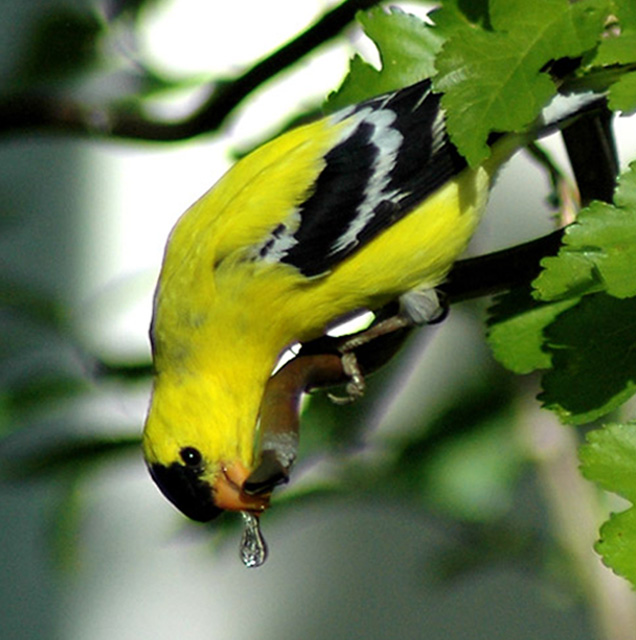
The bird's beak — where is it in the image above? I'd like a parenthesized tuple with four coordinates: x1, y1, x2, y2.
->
(213, 461, 271, 513)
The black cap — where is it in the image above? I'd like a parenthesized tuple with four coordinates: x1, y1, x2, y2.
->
(148, 462, 223, 522)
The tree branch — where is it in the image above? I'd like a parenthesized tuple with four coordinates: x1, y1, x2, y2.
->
(444, 104, 620, 303)
(0, 0, 383, 141)
(561, 103, 618, 207)
(442, 229, 565, 303)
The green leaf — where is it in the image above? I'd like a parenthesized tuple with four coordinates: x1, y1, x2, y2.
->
(428, 0, 491, 34)
(613, 0, 636, 30)
(580, 423, 636, 585)
(586, 19, 636, 111)
(539, 294, 636, 424)
(534, 252, 605, 300)
(433, 0, 610, 166)
(326, 6, 443, 111)
(534, 162, 636, 300)
(487, 287, 579, 374)
(608, 71, 636, 114)
(596, 509, 636, 586)
(592, 30, 636, 66)
(581, 422, 636, 500)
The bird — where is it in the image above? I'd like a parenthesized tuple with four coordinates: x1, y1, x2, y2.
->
(142, 77, 603, 525)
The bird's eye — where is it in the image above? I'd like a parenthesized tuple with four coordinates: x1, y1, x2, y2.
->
(180, 447, 202, 467)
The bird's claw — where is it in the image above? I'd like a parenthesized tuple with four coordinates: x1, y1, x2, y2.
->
(327, 351, 366, 404)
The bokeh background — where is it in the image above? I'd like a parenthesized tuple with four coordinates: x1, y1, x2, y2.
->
(2, 1, 636, 639)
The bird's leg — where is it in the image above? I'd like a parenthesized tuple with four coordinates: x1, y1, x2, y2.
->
(399, 287, 448, 326)
(328, 288, 448, 404)
(243, 289, 448, 493)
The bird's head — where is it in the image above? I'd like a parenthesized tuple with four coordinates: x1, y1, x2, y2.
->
(141, 374, 283, 522)
(143, 442, 271, 522)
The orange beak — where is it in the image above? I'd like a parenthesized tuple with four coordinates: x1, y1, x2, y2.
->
(212, 461, 271, 513)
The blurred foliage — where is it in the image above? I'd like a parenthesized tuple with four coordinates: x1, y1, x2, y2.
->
(18, 8, 104, 84)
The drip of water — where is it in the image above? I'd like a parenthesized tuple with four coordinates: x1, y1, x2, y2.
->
(239, 511, 268, 568)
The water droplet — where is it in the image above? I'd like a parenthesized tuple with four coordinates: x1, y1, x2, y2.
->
(239, 511, 268, 568)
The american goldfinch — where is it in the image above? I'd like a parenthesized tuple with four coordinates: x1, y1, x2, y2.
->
(142, 78, 602, 525)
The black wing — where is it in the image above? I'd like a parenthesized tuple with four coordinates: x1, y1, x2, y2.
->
(264, 80, 467, 277)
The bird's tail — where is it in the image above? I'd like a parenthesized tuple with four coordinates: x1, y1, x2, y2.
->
(535, 60, 636, 134)
(538, 88, 607, 135)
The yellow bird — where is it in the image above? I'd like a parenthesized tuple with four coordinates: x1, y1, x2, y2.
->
(142, 79, 600, 525)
